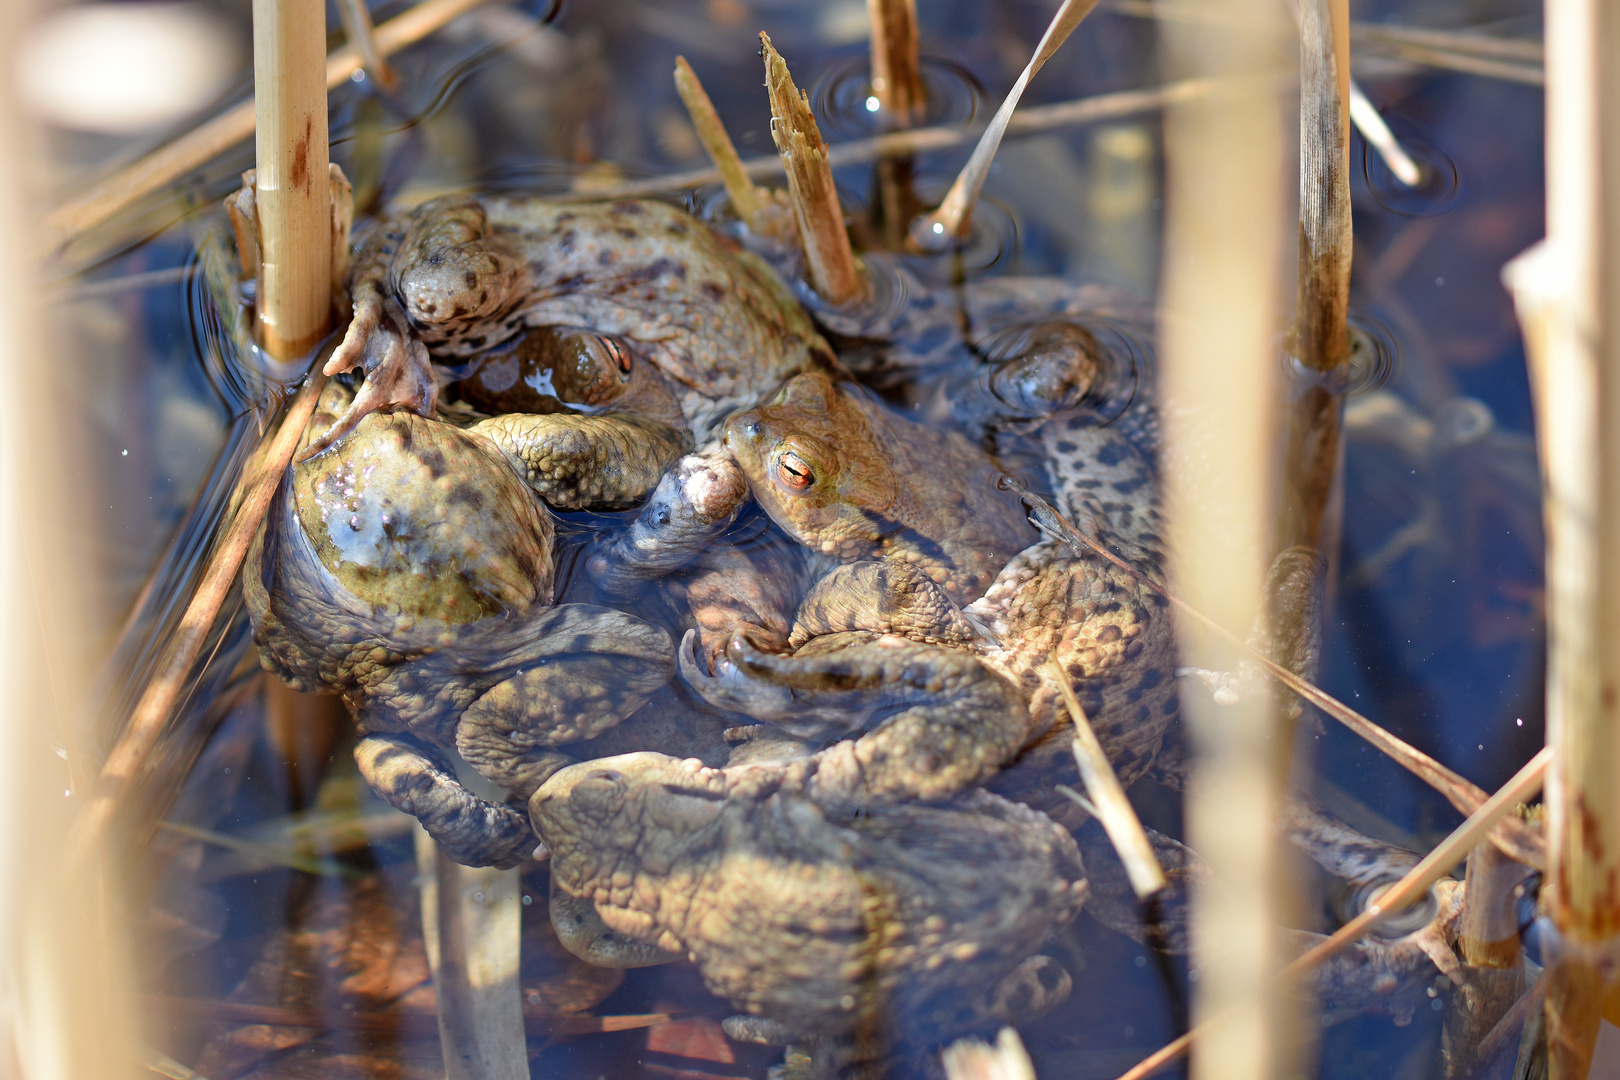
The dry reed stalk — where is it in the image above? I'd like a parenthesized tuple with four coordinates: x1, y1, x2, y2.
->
(866, 0, 924, 247)
(1015, 479, 1548, 869)
(1049, 660, 1166, 898)
(1277, 0, 1351, 553)
(571, 78, 1221, 203)
(335, 0, 399, 91)
(868, 0, 924, 124)
(672, 56, 767, 222)
(1156, 0, 1291, 1073)
(760, 33, 864, 305)
(253, 0, 334, 357)
(941, 1028, 1037, 1080)
(1112, 747, 1553, 1080)
(45, 0, 489, 248)
(415, 827, 527, 1080)
(1501, 0, 1620, 1066)
(909, 0, 1101, 249)
(67, 367, 328, 871)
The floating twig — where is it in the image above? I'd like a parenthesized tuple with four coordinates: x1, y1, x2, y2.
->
(909, 0, 1101, 249)
(45, 0, 490, 248)
(1049, 660, 1166, 899)
(335, 0, 400, 91)
(760, 32, 864, 304)
(1111, 747, 1552, 1080)
(673, 56, 768, 223)
(142, 993, 675, 1038)
(1008, 478, 1547, 869)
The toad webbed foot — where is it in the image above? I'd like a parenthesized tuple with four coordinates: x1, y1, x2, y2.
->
(586, 448, 753, 591)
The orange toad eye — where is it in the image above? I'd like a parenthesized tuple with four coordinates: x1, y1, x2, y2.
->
(776, 450, 814, 491)
(597, 335, 631, 374)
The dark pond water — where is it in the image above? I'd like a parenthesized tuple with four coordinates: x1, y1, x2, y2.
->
(51, 0, 1558, 1076)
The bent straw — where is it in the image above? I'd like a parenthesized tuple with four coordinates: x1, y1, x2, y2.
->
(66, 366, 329, 869)
(1112, 746, 1552, 1080)
(1347, 81, 1423, 187)
(909, 0, 1102, 249)
(1008, 478, 1547, 870)
(1049, 660, 1167, 898)
(335, 0, 400, 92)
(46, 0, 489, 247)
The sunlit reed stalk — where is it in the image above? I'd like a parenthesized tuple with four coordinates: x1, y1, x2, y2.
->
(1443, 836, 1530, 1077)
(335, 0, 399, 91)
(673, 56, 768, 223)
(1049, 660, 1166, 898)
(909, 0, 1100, 250)
(45, 0, 488, 248)
(760, 33, 865, 305)
(1113, 747, 1553, 1080)
(866, 0, 924, 247)
(1156, 0, 1292, 1076)
(941, 1027, 1037, 1080)
(1503, 0, 1620, 1058)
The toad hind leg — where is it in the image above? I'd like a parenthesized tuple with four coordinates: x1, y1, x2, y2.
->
(471, 413, 692, 510)
(789, 561, 986, 649)
(355, 733, 536, 869)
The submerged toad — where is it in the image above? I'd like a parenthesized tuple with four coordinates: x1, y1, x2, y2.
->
(308, 194, 835, 462)
(246, 380, 674, 867)
(529, 752, 1087, 1050)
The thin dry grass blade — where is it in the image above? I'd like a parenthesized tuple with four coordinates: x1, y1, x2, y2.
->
(1111, 747, 1552, 1080)
(1013, 480, 1547, 870)
(45, 0, 490, 248)
(761, 32, 864, 304)
(910, 0, 1102, 248)
(1347, 81, 1422, 187)
(67, 365, 329, 869)
(1050, 660, 1166, 898)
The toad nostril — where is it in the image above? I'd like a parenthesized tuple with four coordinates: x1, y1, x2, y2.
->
(745, 422, 761, 438)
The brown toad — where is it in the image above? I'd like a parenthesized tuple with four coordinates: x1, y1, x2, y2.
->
(246, 380, 674, 867)
(309, 195, 835, 475)
(528, 752, 1086, 1052)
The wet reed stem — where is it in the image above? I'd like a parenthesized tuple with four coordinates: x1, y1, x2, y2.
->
(673, 56, 767, 223)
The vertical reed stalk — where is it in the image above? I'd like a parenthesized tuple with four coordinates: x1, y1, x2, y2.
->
(1443, 840, 1530, 1077)
(1157, 0, 1291, 1077)
(1278, 0, 1351, 552)
(253, 0, 334, 358)
(674, 56, 767, 222)
(1502, 0, 1620, 1068)
(867, 0, 924, 247)
(761, 33, 865, 304)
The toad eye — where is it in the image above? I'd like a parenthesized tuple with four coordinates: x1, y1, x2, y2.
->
(775, 450, 814, 492)
(597, 335, 632, 375)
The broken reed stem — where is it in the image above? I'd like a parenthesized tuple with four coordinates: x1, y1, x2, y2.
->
(1277, 0, 1352, 553)
(673, 56, 766, 222)
(254, 0, 334, 357)
(1112, 747, 1553, 1080)
(1346, 81, 1423, 188)
(760, 33, 864, 305)
(45, 0, 487, 248)
(868, 0, 924, 124)
(1443, 838, 1530, 1078)
(66, 366, 329, 870)
(910, 0, 1102, 249)
(335, 0, 399, 91)
(1049, 660, 1167, 899)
